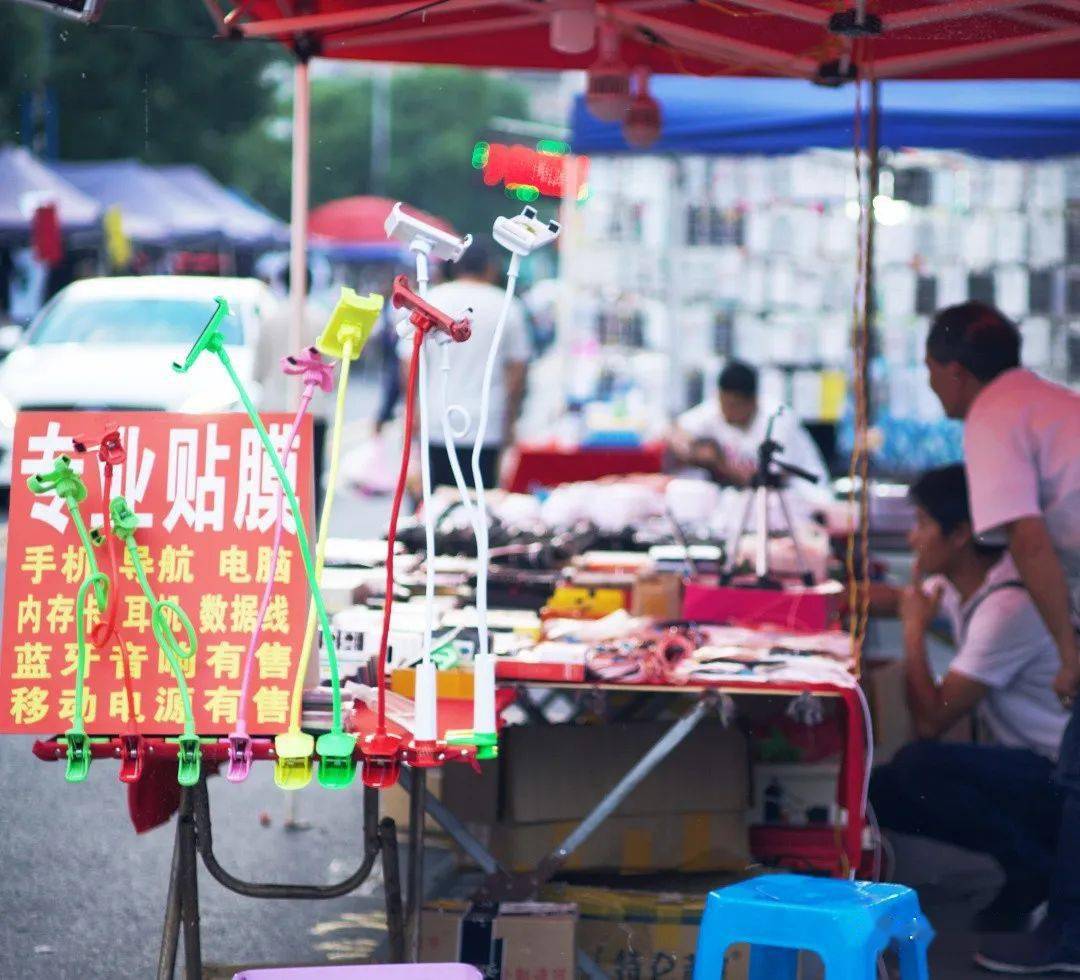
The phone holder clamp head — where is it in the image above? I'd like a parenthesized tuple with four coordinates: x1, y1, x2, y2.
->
(391, 276, 471, 344)
(172, 296, 229, 374)
(314, 288, 384, 362)
(27, 454, 87, 504)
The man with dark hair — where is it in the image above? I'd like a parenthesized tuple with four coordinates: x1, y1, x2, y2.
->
(669, 358, 829, 509)
(871, 464, 1067, 932)
(923, 302, 1080, 972)
(400, 238, 529, 490)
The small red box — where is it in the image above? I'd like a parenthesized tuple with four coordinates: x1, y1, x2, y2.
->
(681, 581, 841, 631)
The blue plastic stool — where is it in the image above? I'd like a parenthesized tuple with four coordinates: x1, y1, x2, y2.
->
(693, 874, 934, 980)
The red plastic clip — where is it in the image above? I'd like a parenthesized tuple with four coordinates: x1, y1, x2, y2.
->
(72, 424, 126, 468)
(281, 346, 335, 393)
(118, 733, 147, 783)
(391, 275, 471, 343)
(404, 738, 446, 769)
(359, 731, 403, 788)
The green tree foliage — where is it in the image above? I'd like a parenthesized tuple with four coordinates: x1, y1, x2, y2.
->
(0, 0, 282, 183)
(0, 2, 534, 237)
(235, 67, 532, 237)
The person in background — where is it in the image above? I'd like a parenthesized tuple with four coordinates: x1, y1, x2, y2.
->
(922, 301, 1080, 973)
(403, 239, 529, 490)
(668, 360, 830, 507)
(870, 465, 1068, 933)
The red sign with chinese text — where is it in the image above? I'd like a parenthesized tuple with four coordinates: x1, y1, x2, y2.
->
(0, 412, 314, 735)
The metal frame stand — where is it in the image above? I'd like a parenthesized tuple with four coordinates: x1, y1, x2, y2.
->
(156, 775, 405, 980)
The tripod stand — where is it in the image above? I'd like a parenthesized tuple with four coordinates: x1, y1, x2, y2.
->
(720, 409, 819, 588)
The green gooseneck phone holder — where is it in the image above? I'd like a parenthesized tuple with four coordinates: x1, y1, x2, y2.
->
(111, 497, 202, 786)
(173, 298, 356, 788)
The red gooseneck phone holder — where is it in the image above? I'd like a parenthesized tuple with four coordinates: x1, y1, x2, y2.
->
(391, 275, 472, 343)
(71, 424, 146, 783)
(359, 279, 472, 788)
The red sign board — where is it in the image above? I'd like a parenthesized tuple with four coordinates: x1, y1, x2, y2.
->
(1, 412, 314, 736)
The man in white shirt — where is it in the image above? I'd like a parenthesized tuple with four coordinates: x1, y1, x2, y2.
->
(870, 465, 1068, 933)
(922, 301, 1080, 972)
(403, 242, 530, 489)
(669, 360, 830, 509)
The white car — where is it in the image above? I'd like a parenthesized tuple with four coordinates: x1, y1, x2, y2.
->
(0, 276, 278, 490)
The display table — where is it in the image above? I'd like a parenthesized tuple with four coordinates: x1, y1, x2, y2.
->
(504, 441, 666, 493)
(400, 675, 869, 900)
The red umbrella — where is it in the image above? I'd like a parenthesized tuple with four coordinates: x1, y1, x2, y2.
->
(308, 196, 457, 246)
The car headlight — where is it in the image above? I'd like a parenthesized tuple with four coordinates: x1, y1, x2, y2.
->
(0, 392, 17, 430)
(178, 388, 239, 413)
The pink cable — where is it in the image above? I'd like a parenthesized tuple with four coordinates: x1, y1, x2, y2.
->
(235, 385, 316, 736)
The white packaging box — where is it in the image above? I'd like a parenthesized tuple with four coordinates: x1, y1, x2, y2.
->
(962, 214, 995, 269)
(759, 366, 787, 407)
(880, 267, 917, 319)
(768, 260, 797, 308)
(733, 313, 768, 362)
(821, 208, 856, 259)
(741, 261, 768, 310)
(937, 265, 968, 306)
(1029, 214, 1066, 267)
(995, 265, 1029, 319)
(881, 318, 916, 365)
(818, 313, 850, 364)
(989, 161, 1025, 211)
(1022, 317, 1054, 367)
(994, 212, 1027, 264)
(1031, 163, 1067, 211)
(744, 210, 772, 255)
(877, 221, 917, 265)
(791, 370, 823, 419)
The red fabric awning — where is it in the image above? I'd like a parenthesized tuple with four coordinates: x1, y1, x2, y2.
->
(221, 1, 1080, 80)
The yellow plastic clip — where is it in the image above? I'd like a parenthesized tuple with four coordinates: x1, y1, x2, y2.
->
(273, 731, 315, 790)
(315, 288, 383, 362)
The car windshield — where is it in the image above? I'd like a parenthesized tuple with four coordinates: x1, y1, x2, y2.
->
(28, 295, 245, 346)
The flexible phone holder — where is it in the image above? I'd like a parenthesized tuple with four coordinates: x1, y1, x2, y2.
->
(112, 497, 202, 787)
(384, 202, 472, 262)
(391, 276, 472, 343)
(71, 425, 147, 783)
(176, 298, 356, 789)
(226, 350, 328, 784)
(314, 288, 382, 361)
(62, 570, 112, 782)
(492, 205, 562, 257)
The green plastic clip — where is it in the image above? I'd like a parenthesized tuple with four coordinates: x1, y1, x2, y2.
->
(273, 731, 315, 790)
(110, 496, 139, 538)
(27, 454, 87, 503)
(315, 731, 358, 789)
(172, 296, 229, 373)
(175, 735, 203, 787)
(315, 288, 383, 362)
(445, 729, 499, 761)
(64, 730, 91, 783)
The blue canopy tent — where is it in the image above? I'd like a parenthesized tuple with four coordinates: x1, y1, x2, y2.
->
(53, 159, 225, 248)
(155, 164, 289, 250)
(571, 79, 1080, 158)
(0, 146, 102, 246)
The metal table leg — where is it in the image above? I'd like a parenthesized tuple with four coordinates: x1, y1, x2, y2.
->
(379, 817, 407, 964)
(406, 768, 427, 962)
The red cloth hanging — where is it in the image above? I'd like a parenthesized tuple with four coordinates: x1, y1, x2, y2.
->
(31, 203, 63, 267)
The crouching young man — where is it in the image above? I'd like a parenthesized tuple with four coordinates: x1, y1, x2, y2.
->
(870, 465, 1069, 932)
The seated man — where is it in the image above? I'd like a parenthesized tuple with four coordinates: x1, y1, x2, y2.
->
(870, 465, 1069, 931)
(668, 360, 830, 510)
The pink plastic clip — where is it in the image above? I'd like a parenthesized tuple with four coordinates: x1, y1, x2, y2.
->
(281, 346, 335, 392)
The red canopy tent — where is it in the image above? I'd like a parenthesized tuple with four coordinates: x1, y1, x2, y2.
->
(203, 0, 1080, 353)
(220, 1, 1080, 79)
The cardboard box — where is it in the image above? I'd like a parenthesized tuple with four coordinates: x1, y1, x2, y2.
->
(420, 900, 576, 979)
(483, 809, 751, 874)
(500, 721, 750, 823)
(631, 572, 684, 619)
(439, 721, 752, 874)
(544, 884, 751, 980)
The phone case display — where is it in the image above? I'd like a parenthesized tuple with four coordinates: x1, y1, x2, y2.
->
(568, 151, 1078, 476)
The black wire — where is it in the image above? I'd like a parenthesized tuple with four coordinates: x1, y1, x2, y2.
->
(319, 0, 456, 39)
